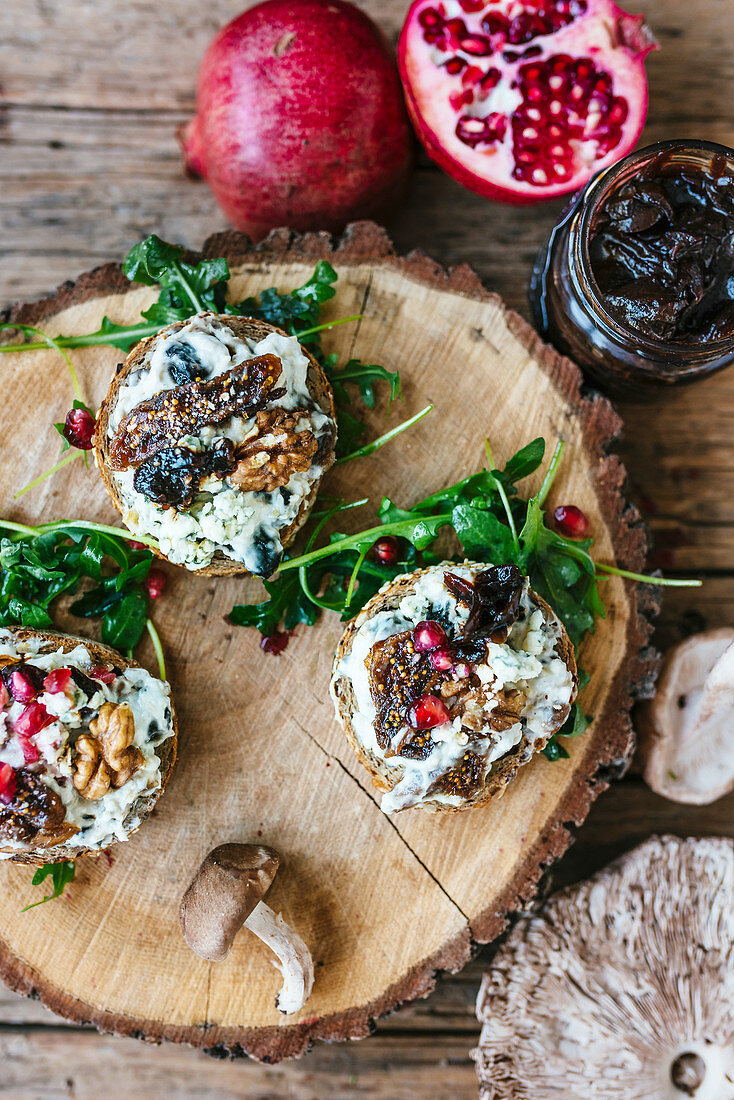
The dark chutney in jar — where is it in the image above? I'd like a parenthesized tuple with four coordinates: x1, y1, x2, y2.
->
(530, 140, 734, 390)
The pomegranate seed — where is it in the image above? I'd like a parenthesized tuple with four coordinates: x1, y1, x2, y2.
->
(260, 631, 290, 656)
(0, 684, 8, 708)
(444, 56, 466, 75)
(458, 0, 485, 11)
(0, 763, 16, 805)
(42, 668, 72, 694)
(419, 7, 443, 28)
(372, 537, 401, 566)
(127, 539, 148, 551)
(409, 694, 450, 729)
(14, 701, 53, 740)
(481, 12, 508, 36)
(429, 646, 454, 672)
(461, 64, 484, 88)
(413, 620, 447, 652)
(90, 665, 116, 684)
(453, 661, 472, 679)
(450, 89, 474, 110)
(554, 504, 590, 538)
(460, 33, 493, 56)
(145, 567, 168, 599)
(9, 670, 37, 704)
(61, 406, 96, 450)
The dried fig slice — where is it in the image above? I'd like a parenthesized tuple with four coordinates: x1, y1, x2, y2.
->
(108, 353, 283, 470)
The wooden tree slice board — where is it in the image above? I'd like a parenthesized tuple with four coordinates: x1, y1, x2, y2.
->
(0, 223, 654, 1062)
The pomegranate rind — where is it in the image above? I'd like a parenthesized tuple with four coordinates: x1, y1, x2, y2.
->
(398, 0, 656, 203)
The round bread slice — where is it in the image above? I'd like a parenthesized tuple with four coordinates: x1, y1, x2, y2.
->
(93, 315, 337, 577)
(331, 563, 577, 814)
(0, 629, 178, 865)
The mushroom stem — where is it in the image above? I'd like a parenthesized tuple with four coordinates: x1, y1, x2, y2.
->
(244, 901, 314, 1014)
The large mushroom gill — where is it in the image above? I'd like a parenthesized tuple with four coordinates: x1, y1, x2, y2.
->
(473, 836, 734, 1100)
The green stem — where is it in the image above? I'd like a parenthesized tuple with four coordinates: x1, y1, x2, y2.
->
(0, 322, 85, 403)
(345, 544, 371, 606)
(334, 404, 433, 466)
(146, 619, 167, 680)
(484, 440, 519, 554)
(0, 516, 160, 551)
(295, 315, 362, 339)
(0, 519, 40, 538)
(297, 498, 368, 610)
(14, 450, 85, 499)
(0, 322, 160, 354)
(536, 441, 565, 506)
(595, 563, 702, 588)
(279, 512, 453, 574)
(171, 261, 205, 314)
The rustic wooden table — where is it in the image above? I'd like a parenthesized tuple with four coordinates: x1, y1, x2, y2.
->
(1, 0, 733, 1096)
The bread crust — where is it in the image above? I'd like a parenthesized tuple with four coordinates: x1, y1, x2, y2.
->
(93, 315, 336, 577)
(0, 628, 178, 865)
(331, 564, 577, 814)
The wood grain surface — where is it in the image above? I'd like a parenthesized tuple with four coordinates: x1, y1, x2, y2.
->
(2, 0, 734, 1095)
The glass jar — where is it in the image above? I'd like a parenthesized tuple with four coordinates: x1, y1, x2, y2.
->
(529, 139, 734, 391)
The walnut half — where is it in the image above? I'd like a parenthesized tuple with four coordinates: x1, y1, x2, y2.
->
(229, 408, 318, 493)
(73, 702, 144, 800)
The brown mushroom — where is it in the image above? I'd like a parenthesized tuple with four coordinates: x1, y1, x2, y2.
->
(636, 628, 734, 804)
(179, 843, 314, 1015)
(473, 835, 734, 1099)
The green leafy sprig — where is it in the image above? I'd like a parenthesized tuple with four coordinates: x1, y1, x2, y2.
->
(0, 518, 162, 655)
(21, 860, 76, 911)
(230, 436, 700, 758)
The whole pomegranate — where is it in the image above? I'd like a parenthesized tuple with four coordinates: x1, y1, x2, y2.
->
(398, 0, 657, 203)
(180, 0, 413, 239)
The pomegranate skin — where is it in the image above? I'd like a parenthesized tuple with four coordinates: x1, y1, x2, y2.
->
(398, 0, 657, 204)
(181, 0, 413, 239)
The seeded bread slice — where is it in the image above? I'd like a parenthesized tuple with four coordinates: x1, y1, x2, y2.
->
(93, 315, 336, 577)
(0, 629, 178, 865)
(331, 564, 577, 814)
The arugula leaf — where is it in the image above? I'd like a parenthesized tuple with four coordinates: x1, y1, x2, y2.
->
(501, 437, 545, 484)
(235, 260, 338, 335)
(124, 235, 230, 318)
(230, 572, 319, 636)
(22, 860, 76, 911)
(325, 357, 402, 410)
(0, 526, 156, 650)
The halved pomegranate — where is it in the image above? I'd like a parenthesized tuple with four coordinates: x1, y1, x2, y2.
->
(398, 0, 657, 202)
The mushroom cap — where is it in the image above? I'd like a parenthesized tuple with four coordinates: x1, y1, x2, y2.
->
(473, 835, 734, 1100)
(637, 628, 734, 804)
(179, 843, 280, 962)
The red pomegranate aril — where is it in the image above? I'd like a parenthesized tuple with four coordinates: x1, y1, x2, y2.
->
(0, 763, 16, 805)
(145, 567, 168, 599)
(429, 646, 454, 672)
(554, 504, 590, 538)
(14, 702, 53, 739)
(409, 694, 450, 729)
(127, 540, 148, 552)
(9, 670, 37, 704)
(461, 64, 484, 87)
(450, 89, 474, 110)
(62, 406, 96, 450)
(460, 33, 493, 56)
(260, 631, 290, 656)
(90, 666, 116, 684)
(444, 55, 466, 74)
(453, 661, 472, 679)
(373, 536, 401, 566)
(480, 12, 508, 36)
(419, 6, 442, 27)
(458, 0, 485, 11)
(412, 620, 447, 652)
(42, 668, 72, 695)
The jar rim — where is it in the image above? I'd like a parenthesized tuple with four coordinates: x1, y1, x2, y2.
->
(570, 139, 734, 356)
